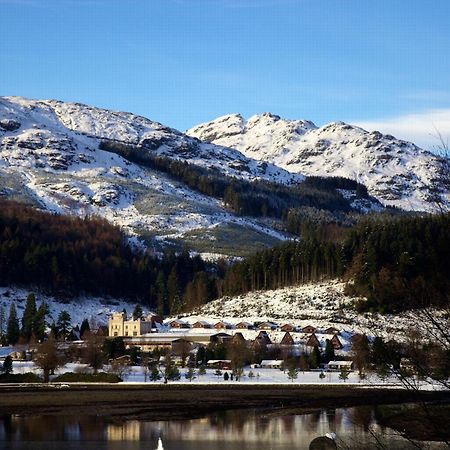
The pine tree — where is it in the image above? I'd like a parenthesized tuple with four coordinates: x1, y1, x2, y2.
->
(2, 355, 13, 375)
(56, 310, 71, 340)
(33, 302, 48, 342)
(80, 318, 90, 338)
(155, 271, 166, 316)
(6, 303, 20, 345)
(167, 267, 180, 314)
(132, 304, 143, 320)
(324, 339, 335, 363)
(21, 293, 37, 341)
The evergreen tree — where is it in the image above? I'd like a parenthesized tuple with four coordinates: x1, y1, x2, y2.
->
(0, 305, 6, 344)
(155, 271, 166, 316)
(21, 293, 37, 341)
(2, 355, 13, 374)
(324, 339, 335, 363)
(79, 318, 90, 339)
(167, 267, 180, 314)
(56, 310, 71, 340)
(33, 302, 48, 342)
(308, 346, 321, 369)
(132, 304, 143, 320)
(6, 303, 20, 345)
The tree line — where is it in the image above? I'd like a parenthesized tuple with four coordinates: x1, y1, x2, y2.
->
(0, 199, 214, 315)
(99, 139, 371, 225)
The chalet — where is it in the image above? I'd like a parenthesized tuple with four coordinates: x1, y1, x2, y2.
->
(260, 359, 283, 369)
(280, 331, 294, 346)
(324, 326, 339, 335)
(210, 332, 232, 344)
(192, 320, 212, 329)
(302, 325, 316, 334)
(235, 321, 253, 330)
(0, 347, 24, 361)
(213, 321, 232, 330)
(207, 359, 231, 370)
(255, 330, 272, 344)
(330, 334, 343, 350)
(280, 323, 296, 332)
(305, 333, 320, 348)
(169, 319, 190, 329)
(258, 322, 277, 331)
(231, 332, 246, 344)
(327, 360, 354, 371)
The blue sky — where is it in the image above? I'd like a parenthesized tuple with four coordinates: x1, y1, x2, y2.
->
(1, 0, 450, 148)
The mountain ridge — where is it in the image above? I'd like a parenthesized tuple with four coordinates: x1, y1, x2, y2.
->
(187, 112, 450, 212)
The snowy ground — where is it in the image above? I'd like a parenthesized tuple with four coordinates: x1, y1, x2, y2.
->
(9, 361, 444, 391)
(182, 280, 446, 343)
(0, 285, 136, 329)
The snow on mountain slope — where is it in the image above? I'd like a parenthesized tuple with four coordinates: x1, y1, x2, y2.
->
(182, 280, 446, 343)
(188, 113, 450, 212)
(0, 97, 300, 257)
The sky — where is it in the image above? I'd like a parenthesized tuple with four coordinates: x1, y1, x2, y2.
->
(1, 0, 450, 150)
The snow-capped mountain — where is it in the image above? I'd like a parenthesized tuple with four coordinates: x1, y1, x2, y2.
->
(0, 97, 302, 257)
(188, 113, 450, 211)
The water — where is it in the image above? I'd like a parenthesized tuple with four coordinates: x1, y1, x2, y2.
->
(0, 406, 446, 450)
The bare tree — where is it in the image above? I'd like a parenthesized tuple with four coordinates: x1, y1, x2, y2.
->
(34, 334, 64, 382)
(83, 331, 105, 374)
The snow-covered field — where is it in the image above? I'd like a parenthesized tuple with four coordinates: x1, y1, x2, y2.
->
(9, 361, 444, 391)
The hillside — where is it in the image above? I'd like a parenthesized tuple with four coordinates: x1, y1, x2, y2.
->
(188, 113, 450, 212)
(0, 97, 306, 258)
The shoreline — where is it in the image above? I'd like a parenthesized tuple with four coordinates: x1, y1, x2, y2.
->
(0, 383, 448, 420)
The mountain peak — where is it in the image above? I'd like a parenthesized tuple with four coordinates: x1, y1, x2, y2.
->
(187, 113, 450, 212)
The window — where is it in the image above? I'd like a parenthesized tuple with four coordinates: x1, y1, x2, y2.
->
(114, 332, 118, 336)
(133, 331, 138, 336)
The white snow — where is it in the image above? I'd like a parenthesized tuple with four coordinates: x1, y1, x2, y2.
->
(188, 113, 450, 212)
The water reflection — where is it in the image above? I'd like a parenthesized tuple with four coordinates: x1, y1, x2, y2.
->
(0, 406, 445, 450)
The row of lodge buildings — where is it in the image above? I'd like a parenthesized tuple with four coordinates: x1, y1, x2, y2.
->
(108, 312, 349, 355)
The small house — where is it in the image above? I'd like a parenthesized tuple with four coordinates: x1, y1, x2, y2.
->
(213, 321, 232, 330)
(235, 321, 253, 330)
(305, 333, 320, 348)
(327, 360, 354, 371)
(192, 320, 212, 329)
(258, 322, 278, 331)
(207, 359, 231, 370)
(280, 332, 294, 346)
(169, 319, 190, 329)
(260, 359, 283, 369)
(324, 326, 339, 335)
(280, 323, 296, 332)
(302, 325, 316, 334)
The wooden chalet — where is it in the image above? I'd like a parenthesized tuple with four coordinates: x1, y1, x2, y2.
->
(324, 326, 339, 335)
(213, 321, 232, 329)
(258, 322, 277, 331)
(210, 332, 232, 344)
(168, 319, 190, 329)
(302, 325, 316, 334)
(192, 320, 212, 329)
(231, 332, 246, 344)
(305, 333, 320, 348)
(280, 331, 294, 346)
(280, 323, 295, 332)
(235, 321, 253, 330)
(330, 334, 343, 350)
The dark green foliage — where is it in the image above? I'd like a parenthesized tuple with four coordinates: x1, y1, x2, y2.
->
(324, 339, 335, 363)
(308, 346, 322, 369)
(33, 302, 48, 342)
(21, 293, 36, 341)
(127, 346, 141, 364)
(150, 366, 161, 381)
(99, 140, 362, 222)
(0, 199, 213, 312)
(344, 214, 450, 311)
(2, 355, 13, 374)
(102, 337, 126, 360)
(222, 239, 343, 296)
(132, 304, 143, 320)
(79, 319, 90, 339)
(52, 372, 121, 383)
(57, 310, 71, 339)
(0, 372, 42, 383)
(6, 303, 20, 345)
